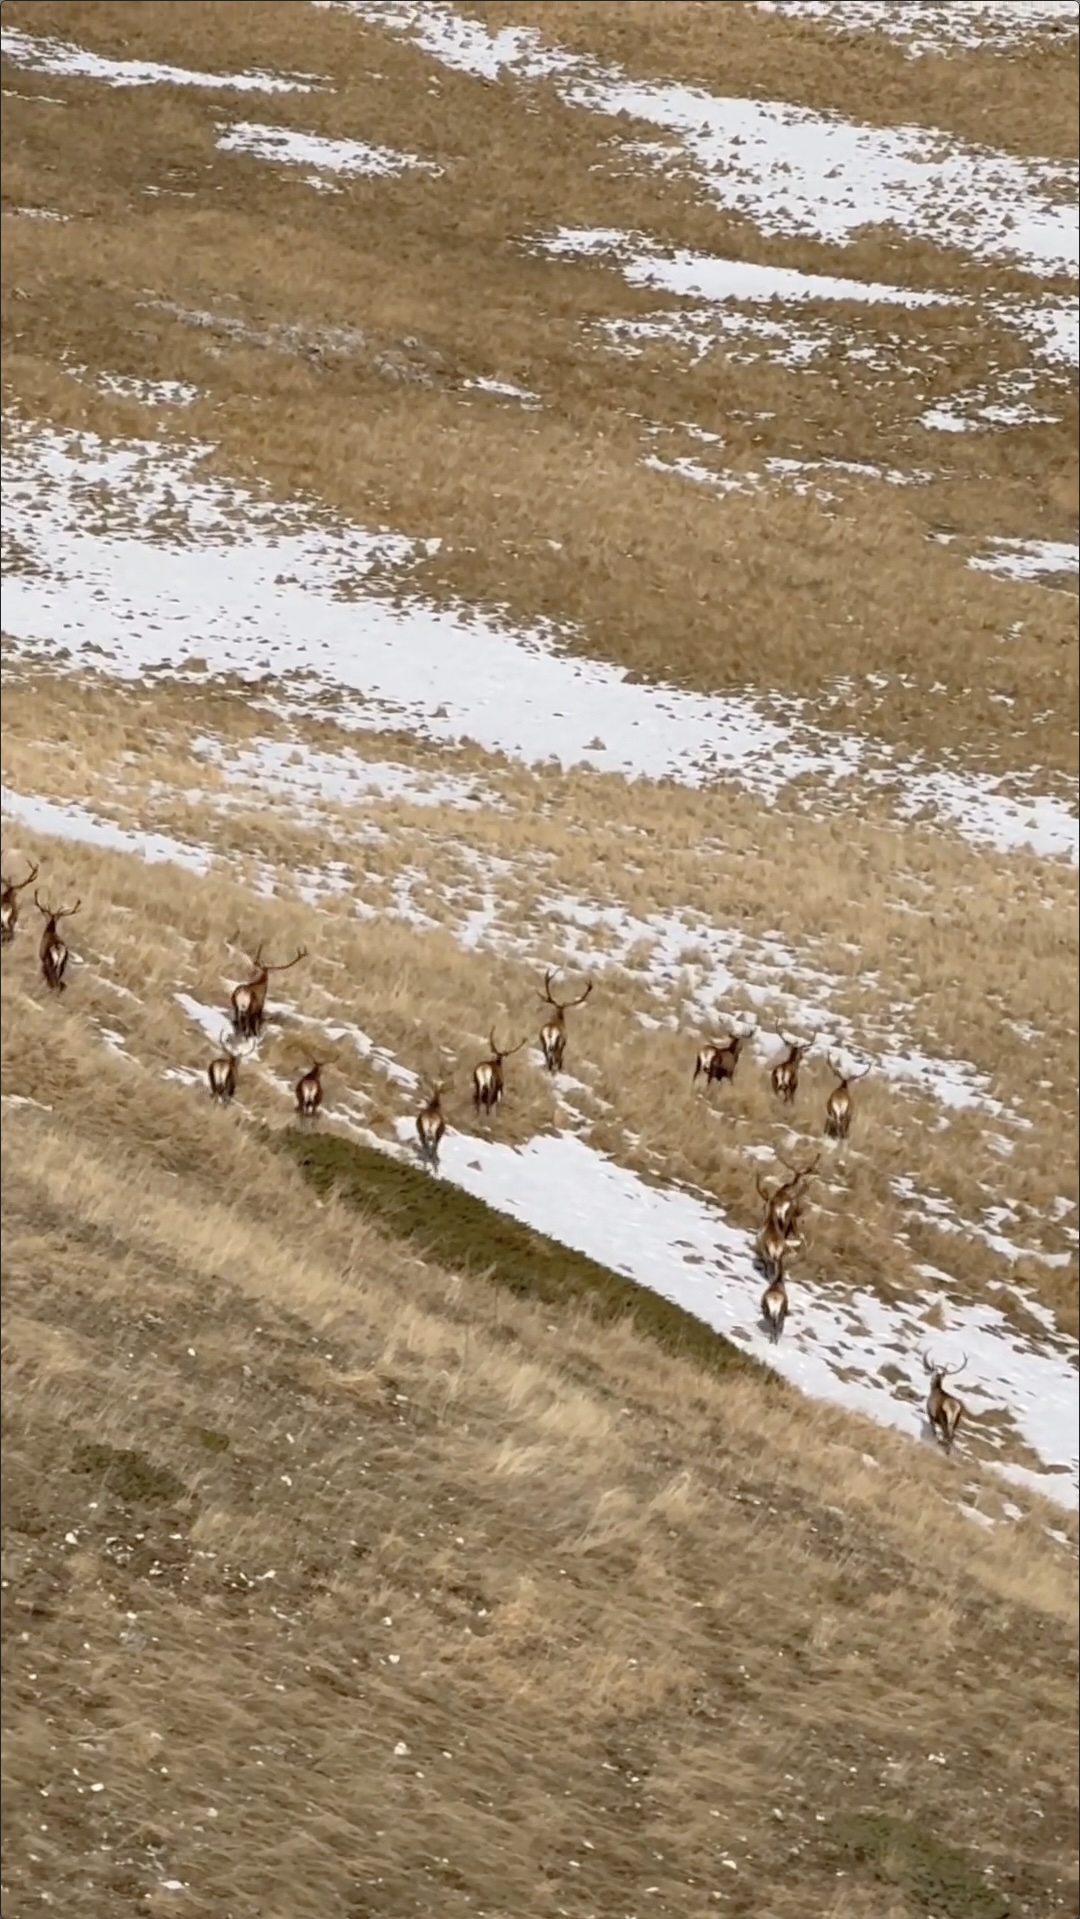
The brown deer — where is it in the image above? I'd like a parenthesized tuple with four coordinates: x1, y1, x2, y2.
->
(760, 1271, 789, 1344)
(207, 1031, 252, 1105)
(1, 859, 39, 946)
(416, 1080, 448, 1170)
(692, 1016, 758, 1090)
(757, 1152, 820, 1243)
(757, 1213, 799, 1286)
(824, 1056, 870, 1141)
(34, 890, 81, 993)
(230, 940, 307, 1041)
(538, 968, 592, 1074)
(922, 1351, 967, 1455)
(473, 1028, 528, 1118)
(294, 1059, 326, 1121)
(770, 1031, 817, 1105)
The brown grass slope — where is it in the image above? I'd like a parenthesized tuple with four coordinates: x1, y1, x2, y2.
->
(2, 962, 1078, 1919)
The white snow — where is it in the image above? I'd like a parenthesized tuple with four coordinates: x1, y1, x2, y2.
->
(5, 421, 1076, 865)
(968, 537, 1079, 584)
(754, 2, 1079, 58)
(216, 120, 437, 184)
(192, 736, 495, 812)
(328, 1, 1079, 278)
(0, 25, 323, 93)
(66, 368, 200, 408)
(0, 788, 212, 873)
(546, 230, 955, 312)
(392, 1121, 1079, 1511)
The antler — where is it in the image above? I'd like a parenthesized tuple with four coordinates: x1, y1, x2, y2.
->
(942, 1352, 967, 1379)
(4, 860, 39, 894)
(778, 1151, 820, 1181)
(34, 890, 80, 920)
(848, 1063, 871, 1083)
(265, 945, 308, 974)
(756, 1171, 776, 1204)
(922, 1348, 965, 1378)
(540, 969, 593, 1010)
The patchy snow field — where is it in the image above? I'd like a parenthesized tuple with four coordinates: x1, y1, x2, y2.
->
(5, 421, 1076, 863)
(325, 1, 1078, 277)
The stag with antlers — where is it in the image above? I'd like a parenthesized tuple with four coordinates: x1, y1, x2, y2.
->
(207, 1032, 253, 1106)
(692, 1016, 758, 1091)
(1, 859, 39, 946)
(229, 940, 308, 1041)
(824, 1056, 870, 1141)
(473, 1028, 528, 1118)
(538, 968, 592, 1074)
(770, 1031, 817, 1106)
(757, 1152, 820, 1245)
(922, 1351, 968, 1456)
(34, 890, 80, 993)
(295, 1060, 326, 1122)
(416, 1080, 448, 1170)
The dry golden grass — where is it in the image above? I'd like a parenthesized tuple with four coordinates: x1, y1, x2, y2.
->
(3, 975, 1078, 1918)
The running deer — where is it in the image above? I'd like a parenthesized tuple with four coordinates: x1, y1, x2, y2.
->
(229, 940, 308, 1041)
(760, 1271, 789, 1344)
(922, 1351, 967, 1455)
(472, 1028, 528, 1118)
(757, 1152, 820, 1243)
(1, 859, 39, 946)
(692, 1016, 758, 1090)
(770, 1031, 817, 1105)
(207, 1032, 253, 1105)
(34, 890, 81, 993)
(538, 968, 592, 1074)
(824, 1057, 870, 1141)
(295, 1059, 326, 1121)
(757, 1214, 798, 1286)
(416, 1080, 448, 1170)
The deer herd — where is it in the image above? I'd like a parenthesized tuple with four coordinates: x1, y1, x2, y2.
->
(2, 854, 974, 1461)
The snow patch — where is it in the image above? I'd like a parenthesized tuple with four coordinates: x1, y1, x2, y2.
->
(216, 120, 437, 185)
(0, 25, 322, 93)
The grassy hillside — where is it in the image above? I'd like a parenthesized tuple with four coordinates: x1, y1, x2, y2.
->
(2, 3, 1077, 1915)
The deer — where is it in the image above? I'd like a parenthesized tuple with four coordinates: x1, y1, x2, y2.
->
(1, 859, 39, 946)
(207, 1031, 253, 1105)
(824, 1056, 870, 1141)
(294, 1059, 326, 1122)
(760, 1270, 789, 1344)
(34, 890, 81, 993)
(538, 968, 592, 1074)
(692, 1016, 758, 1090)
(770, 1031, 817, 1105)
(756, 1152, 820, 1244)
(416, 1080, 448, 1170)
(922, 1351, 968, 1455)
(229, 940, 307, 1041)
(473, 1028, 528, 1118)
(756, 1213, 799, 1287)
